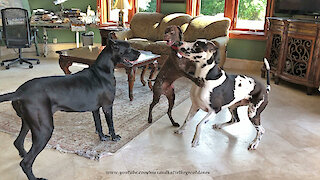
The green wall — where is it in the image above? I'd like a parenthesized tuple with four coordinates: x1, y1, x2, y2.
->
(227, 39, 266, 61)
(28, 0, 97, 13)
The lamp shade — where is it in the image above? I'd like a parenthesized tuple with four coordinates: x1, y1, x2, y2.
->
(113, 0, 131, 10)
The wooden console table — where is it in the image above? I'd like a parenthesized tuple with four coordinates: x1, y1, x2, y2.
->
(262, 17, 320, 94)
(56, 46, 160, 101)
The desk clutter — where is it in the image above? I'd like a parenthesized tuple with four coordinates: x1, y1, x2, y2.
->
(31, 5, 98, 25)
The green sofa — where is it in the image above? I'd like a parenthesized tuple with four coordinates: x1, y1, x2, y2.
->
(114, 12, 231, 67)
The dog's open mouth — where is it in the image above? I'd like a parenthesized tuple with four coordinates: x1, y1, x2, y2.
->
(166, 39, 175, 46)
(122, 58, 134, 67)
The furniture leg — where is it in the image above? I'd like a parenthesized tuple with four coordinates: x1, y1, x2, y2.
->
(274, 76, 280, 85)
(43, 27, 48, 57)
(59, 58, 73, 74)
(148, 61, 158, 90)
(261, 69, 266, 78)
(140, 65, 148, 86)
(76, 31, 80, 48)
(126, 67, 136, 101)
(306, 87, 314, 95)
(33, 29, 40, 56)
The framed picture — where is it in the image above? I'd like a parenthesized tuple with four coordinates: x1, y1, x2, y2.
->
(163, 0, 185, 3)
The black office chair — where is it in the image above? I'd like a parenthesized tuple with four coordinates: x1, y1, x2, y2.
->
(0, 8, 40, 69)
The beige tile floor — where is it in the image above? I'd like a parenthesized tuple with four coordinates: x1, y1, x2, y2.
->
(0, 52, 320, 180)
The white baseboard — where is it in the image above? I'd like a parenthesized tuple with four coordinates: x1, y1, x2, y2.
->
(224, 58, 263, 71)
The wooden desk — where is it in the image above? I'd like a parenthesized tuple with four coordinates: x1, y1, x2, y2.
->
(56, 46, 160, 101)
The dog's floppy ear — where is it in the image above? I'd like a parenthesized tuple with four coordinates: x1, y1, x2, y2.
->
(108, 32, 118, 50)
(207, 41, 220, 65)
(176, 26, 183, 41)
(206, 41, 218, 54)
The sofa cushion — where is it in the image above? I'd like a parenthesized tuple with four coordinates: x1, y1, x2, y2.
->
(130, 12, 165, 41)
(127, 38, 152, 50)
(145, 41, 170, 55)
(155, 13, 193, 41)
(183, 16, 231, 42)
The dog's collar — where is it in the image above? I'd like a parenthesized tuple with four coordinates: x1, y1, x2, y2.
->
(171, 45, 179, 51)
(171, 45, 183, 58)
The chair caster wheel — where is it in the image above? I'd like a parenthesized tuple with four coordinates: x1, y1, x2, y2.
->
(0, 62, 4, 66)
(37, 61, 40, 64)
(20, 61, 23, 64)
(5, 66, 9, 69)
(29, 65, 33, 68)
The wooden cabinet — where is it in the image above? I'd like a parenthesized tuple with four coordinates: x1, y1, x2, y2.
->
(263, 17, 320, 94)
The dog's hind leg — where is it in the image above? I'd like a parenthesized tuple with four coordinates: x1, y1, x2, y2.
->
(166, 87, 180, 127)
(174, 104, 199, 134)
(103, 105, 121, 141)
(192, 111, 217, 147)
(20, 106, 53, 180)
(247, 97, 268, 150)
(92, 109, 110, 141)
(148, 88, 161, 124)
(12, 101, 29, 158)
(213, 106, 241, 129)
(14, 120, 30, 158)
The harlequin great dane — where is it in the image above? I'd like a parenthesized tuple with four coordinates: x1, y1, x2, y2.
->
(174, 39, 270, 150)
(0, 37, 140, 180)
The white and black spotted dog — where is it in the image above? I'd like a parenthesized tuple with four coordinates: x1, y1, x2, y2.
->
(174, 39, 271, 150)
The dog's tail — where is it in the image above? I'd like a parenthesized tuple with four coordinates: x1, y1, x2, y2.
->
(264, 58, 271, 93)
(0, 92, 19, 103)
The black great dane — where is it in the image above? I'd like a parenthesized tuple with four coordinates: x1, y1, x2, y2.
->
(0, 36, 140, 180)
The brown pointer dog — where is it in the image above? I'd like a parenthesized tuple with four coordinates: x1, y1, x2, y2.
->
(148, 25, 204, 127)
(0, 36, 140, 180)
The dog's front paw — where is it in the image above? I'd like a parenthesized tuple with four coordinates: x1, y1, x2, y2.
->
(172, 122, 180, 127)
(191, 137, 200, 147)
(196, 78, 205, 87)
(248, 140, 260, 150)
(174, 128, 184, 134)
(148, 117, 153, 124)
(212, 124, 222, 129)
(99, 134, 111, 141)
(111, 134, 121, 141)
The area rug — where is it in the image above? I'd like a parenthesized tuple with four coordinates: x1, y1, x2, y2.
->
(0, 68, 191, 160)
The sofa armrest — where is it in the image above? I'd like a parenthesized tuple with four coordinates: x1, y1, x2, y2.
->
(211, 36, 229, 68)
(114, 30, 134, 40)
(211, 36, 229, 47)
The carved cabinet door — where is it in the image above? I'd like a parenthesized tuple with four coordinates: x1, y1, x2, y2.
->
(281, 34, 315, 81)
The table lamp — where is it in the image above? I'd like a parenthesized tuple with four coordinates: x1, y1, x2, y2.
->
(113, 0, 131, 27)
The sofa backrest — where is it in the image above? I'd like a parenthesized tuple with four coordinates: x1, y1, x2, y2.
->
(130, 12, 165, 41)
(183, 16, 231, 42)
(155, 13, 193, 41)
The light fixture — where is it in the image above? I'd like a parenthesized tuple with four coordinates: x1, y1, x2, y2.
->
(53, 0, 68, 11)
(113, 0, 131, 27)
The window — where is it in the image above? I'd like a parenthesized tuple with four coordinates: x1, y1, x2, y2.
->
(188, 0, 274, 40)
(200, 0, 225, 17)
(236, 0, 267, 30)
(98, 0, 161, 26)
(98, 0, 129, 25)
(139, 0, 157, 12)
